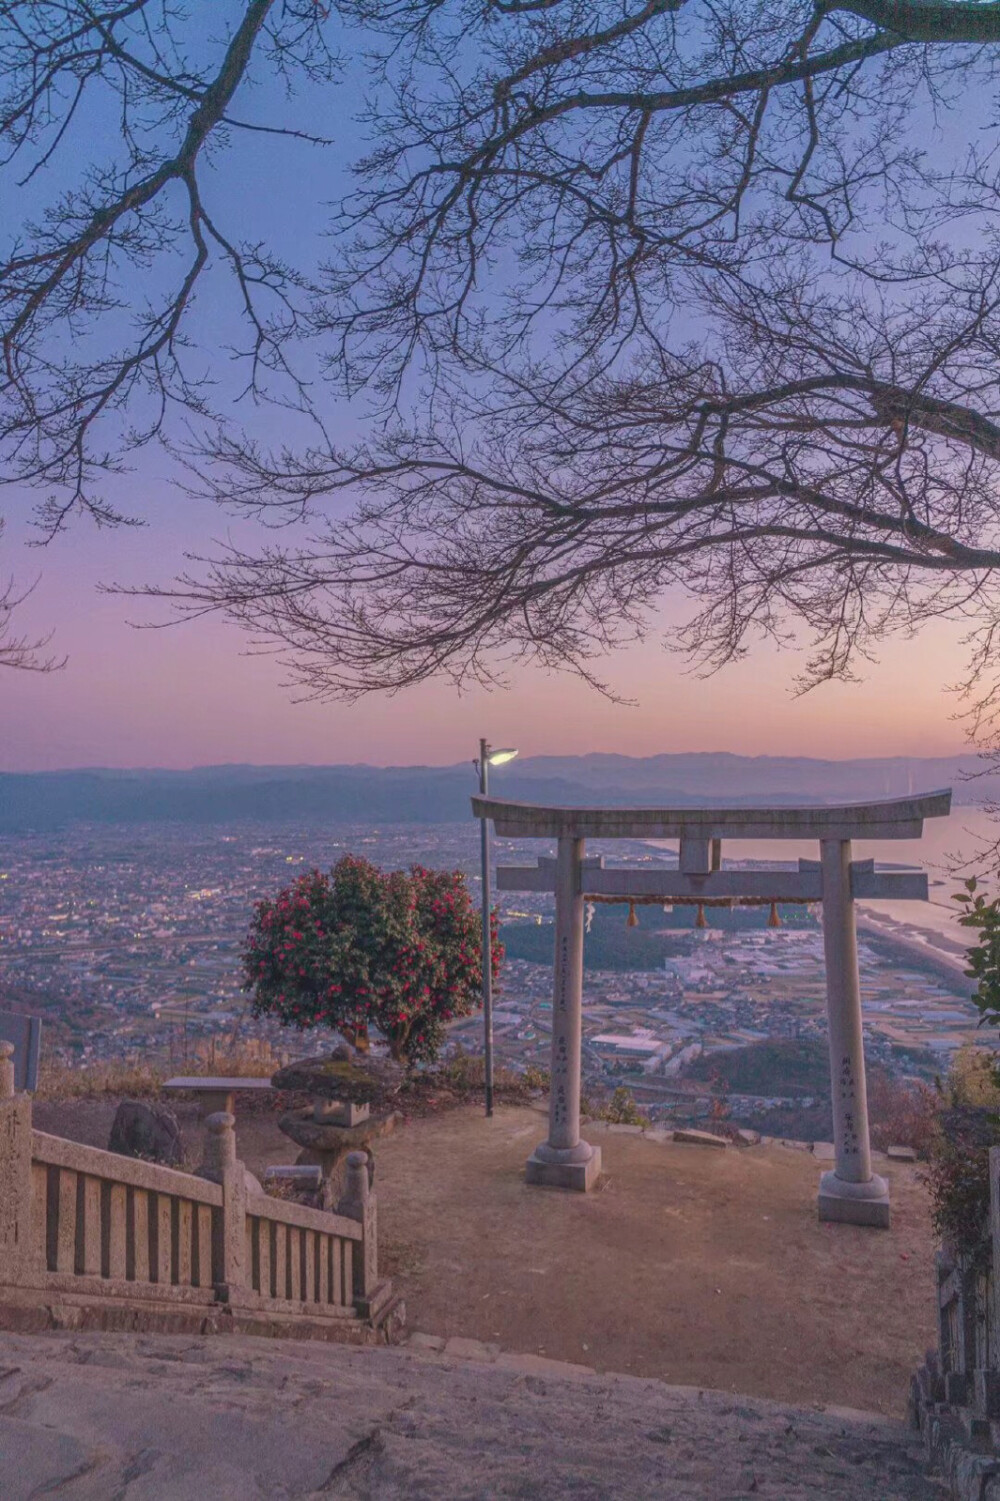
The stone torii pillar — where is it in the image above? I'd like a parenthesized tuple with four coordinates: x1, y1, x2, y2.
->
(525, 837, 602, 1191)
(476, 787, 952, 1217)
(817, 838, 890, 1228)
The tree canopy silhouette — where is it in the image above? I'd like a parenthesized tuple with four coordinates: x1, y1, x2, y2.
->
(5, 2, 1000, 715)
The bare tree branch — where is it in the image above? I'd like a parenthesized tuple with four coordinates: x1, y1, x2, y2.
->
(8, 1, 1000, 721)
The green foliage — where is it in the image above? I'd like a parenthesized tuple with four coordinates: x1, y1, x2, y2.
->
(954, 877, 1000, 1028)
(915, 882, 1000, 1263)
(682, 1038, 830, 1097)
(946, 1045, 1000, 1109)
(591, 1087, 651, 1127)
(922, 1042, 1000, 1266)
(428, 1051, 550, 1104)
(243, 855, 500, 1066)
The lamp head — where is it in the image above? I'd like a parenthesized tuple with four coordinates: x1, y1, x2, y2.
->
(486, 746, 519, 767)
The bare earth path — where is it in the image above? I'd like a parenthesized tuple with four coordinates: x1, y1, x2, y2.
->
(0, 1331, 940, 1499)
(32, 1098, 938, 1416)
(369, 1105, 937, 1417)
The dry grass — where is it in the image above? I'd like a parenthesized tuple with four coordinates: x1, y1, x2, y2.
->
(424, 1052, 549, 1103)
(945, 1045, 1000, 1109)
(36, 1038, 286, 1103)
(36, 1057, 166, 1102)
(867, 1069, 939, 1158)
(582, 1085, 651, 1128)
(181, 1037, 285, 1078)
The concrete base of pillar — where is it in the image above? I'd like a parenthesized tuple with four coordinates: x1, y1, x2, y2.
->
(817, 1169, 890, 1229)
(525, 1140, 602, 1192)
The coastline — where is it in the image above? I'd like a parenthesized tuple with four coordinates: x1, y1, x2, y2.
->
(856, 915, 972, 994)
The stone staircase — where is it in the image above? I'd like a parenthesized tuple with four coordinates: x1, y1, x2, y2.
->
(0, 1329, 941, 1498)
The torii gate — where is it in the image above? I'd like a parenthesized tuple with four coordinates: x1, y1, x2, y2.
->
(471, 789, 953, 1228)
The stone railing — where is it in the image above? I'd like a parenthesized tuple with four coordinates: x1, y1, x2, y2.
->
(0, 1044, 401, 1342)
(911, 1144, 1000, 1498)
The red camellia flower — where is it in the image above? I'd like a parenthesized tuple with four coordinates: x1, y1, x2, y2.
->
(241, 855, 498, 1066)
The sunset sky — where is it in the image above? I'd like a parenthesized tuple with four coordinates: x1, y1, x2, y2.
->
(0, 15, 984, 775)
(0, 490, 974, 771)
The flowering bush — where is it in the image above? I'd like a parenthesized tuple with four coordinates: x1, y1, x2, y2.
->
(242, 855, 501, 1066)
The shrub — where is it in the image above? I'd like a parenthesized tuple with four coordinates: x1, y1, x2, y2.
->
(34, 1040, 286, 1103)
(945, 1045, 1000, 1109)
(915, 883, 1000, 1265)
(954, 877, 1000, 1035)
(36, 1057, 164, 1102)
(866, 1068, 939, 1158)
(923, 1105, 1000, 1270)
(425, 1051, 549, 1104)
(243, 855, 500, 1066)
(589, 1086, 650, 1128)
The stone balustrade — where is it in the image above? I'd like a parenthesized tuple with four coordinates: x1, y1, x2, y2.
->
(0, 1043, 400, 1342)
(911, 1145, 1000, 1498)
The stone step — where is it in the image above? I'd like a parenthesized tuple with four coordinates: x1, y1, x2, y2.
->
(672, 1128, 729, 1148)
(0, 1329, 940, 1499)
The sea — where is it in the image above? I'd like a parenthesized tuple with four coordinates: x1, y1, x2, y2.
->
(654, 804, 1000, 963)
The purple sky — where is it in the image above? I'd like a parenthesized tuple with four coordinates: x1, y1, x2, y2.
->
(0, 14, 979, 772)
(1, 500, 970, 769)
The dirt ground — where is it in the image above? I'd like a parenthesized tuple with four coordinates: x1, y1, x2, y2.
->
(33, 1096, 937, 1418)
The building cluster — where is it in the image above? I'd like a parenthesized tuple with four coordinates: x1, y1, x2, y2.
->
(0, 822, 982, 1098)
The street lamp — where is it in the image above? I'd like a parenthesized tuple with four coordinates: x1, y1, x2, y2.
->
(475, 739, 518, 1116)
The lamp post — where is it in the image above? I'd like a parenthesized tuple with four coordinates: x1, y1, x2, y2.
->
(475, 739, 518, 1116)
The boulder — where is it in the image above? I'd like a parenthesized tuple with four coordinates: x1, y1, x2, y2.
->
(108, 1100, 183, 1166)
(271, 1051, 403, 1107)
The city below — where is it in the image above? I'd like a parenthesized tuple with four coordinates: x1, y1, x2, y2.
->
(0, 821, 984, 1129)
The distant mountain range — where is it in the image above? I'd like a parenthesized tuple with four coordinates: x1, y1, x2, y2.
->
(0, 752, 992, 832)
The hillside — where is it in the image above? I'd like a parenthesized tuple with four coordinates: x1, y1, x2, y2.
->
(681, 1037, 832, 1097)
(0, 750, 985, 830)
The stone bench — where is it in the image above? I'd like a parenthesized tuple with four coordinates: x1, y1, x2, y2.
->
(162, 1076, 273, 1120)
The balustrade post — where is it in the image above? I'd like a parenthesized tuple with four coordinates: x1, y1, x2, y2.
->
(337, 1150, 378, 1303)
(0, 1042, 33, 1287)
(0, 1041, 14, 1101)
(991, 1148, 1000, 1380)
(201, 1112, 247, 1302)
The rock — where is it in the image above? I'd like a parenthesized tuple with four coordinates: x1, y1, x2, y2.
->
(672, 1128, 728, 1149)
(442, 1336, 500, 1362)
(108, 1100, 182, 1166)
(735, 1129, 760, 1147)
(494, 1352, 596, 1380)
(0, 1329, 943, 1499)
(887, 1144, 918, 1162)
(264, 1165, 323, 1187)
(407, 1332, 446, 1353)
(271, 1053, 403, 1106)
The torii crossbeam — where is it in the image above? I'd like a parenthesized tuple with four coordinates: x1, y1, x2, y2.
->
(472, 789, 953, 1228)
